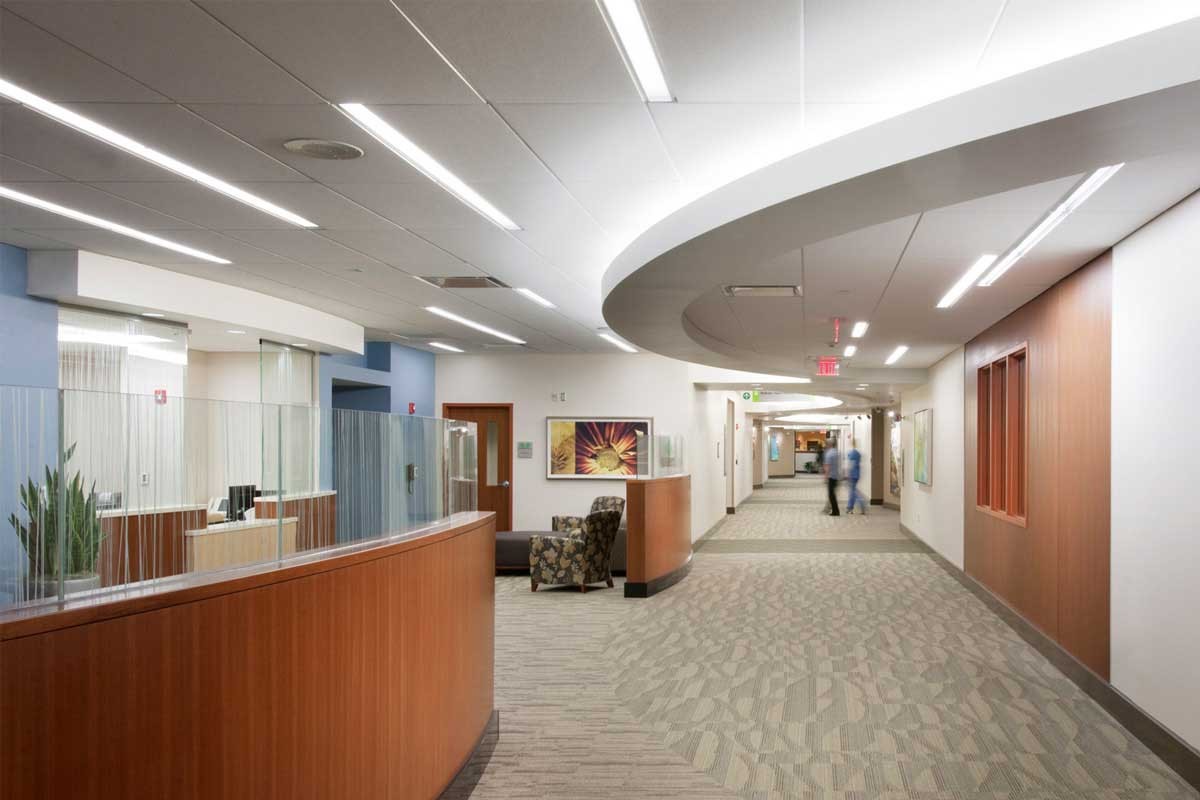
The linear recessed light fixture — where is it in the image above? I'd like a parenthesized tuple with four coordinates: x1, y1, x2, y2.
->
(843, 345, 857, 357)
(599, 0, 672, 102)
(339, 103, 520, 231)
(426, 306, 526, 344)
(226, 329, 246, 335)
(598, 332, 638, 353)
(141, 312, 165, 318)
(0, 77, 316, 228)
(291, 343, 308, 348)
(855, 386, 866, 390)
(851, 321, 869, 338)
(428, 341, 464, 353)
(514, 288, 555, 308)
(722, 284, 802, 298)
(885, 345, 909, 365)
(938, 254, 997, 308)
(0, 185, 231, 264)
(979, 164, 1124, 287)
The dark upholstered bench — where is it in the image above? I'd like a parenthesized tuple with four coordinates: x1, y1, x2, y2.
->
(495, 528, 627, 573)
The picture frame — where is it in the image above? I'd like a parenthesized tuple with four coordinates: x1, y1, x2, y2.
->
(914, 408, 932, 486)
(546, 417, 652, 480)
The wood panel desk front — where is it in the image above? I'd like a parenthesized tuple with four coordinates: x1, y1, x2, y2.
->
(185, 517, 298, 572)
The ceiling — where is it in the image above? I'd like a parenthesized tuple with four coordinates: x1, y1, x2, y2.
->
(2, 1, 1199, 357)
(602, 19, 1200, 398)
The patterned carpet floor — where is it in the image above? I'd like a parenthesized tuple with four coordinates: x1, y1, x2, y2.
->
(446, 485, 1198, 799)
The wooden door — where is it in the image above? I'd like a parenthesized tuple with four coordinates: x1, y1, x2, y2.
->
(443, 404, 513, 531)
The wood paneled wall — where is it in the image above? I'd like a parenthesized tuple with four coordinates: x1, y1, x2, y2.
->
(964, 253, 1111, 677)
(626, 475, 692, 593)
(254, 492, 337, 551)
(0, 512, 496, 799)
(98, 507, 207, 586)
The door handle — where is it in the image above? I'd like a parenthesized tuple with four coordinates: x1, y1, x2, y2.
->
(500, 480, 511, 488)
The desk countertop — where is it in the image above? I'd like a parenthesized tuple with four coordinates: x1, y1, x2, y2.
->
(186, 517, 298, 537)
(255, 490, 337, 503)
(100, 503, 207, 519)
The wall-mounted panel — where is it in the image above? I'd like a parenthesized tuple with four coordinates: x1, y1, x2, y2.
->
(964, 253, 1111, 677)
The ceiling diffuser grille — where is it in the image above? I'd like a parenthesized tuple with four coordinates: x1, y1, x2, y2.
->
(418, 276, 510, 289)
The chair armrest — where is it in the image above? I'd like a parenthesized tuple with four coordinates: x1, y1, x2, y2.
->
(552, 515, 585, 533)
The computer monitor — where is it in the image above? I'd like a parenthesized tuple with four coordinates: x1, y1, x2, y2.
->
(228, 484, 258, 521)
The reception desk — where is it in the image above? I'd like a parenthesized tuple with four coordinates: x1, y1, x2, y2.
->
(624, 474, 692, 598)
(0, 511, 496, 799)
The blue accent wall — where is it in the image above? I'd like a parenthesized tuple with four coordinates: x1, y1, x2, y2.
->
(0, 244, 59, 602)
(0, 244, 57, 389)
(385, 344, 436, 416)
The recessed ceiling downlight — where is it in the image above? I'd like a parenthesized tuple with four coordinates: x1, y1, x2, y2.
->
(283, 139, 365, 160)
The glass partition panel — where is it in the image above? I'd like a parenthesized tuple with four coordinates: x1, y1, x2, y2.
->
(0, 386, 60, 607)
(653, 433, 687, 477)
(0, 384, 475, 614)
(446, 420, 478, 516)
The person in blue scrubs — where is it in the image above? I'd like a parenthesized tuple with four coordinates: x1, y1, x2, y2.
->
(846, 438, 866, 515)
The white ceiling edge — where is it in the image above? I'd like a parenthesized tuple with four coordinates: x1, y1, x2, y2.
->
(600, 18, 1200, 376)
(27, 250, 364, 355)
(602, 18, 1200, 301)
(686, 362, 818, 388)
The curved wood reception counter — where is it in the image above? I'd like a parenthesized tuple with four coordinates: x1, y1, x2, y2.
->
(0, 511, 496, 800)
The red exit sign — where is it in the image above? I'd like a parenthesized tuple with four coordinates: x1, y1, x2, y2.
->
(816, 357, 840, 377)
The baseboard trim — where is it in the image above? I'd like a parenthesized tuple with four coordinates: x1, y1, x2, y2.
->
(725, 505, 735, 514)
(898, 523, 1200, 793)
(624, 555, 692, 599)
(439, 709, 499, 798)
(882, 501, 899, 511)
(870, 498, 884, 505)
(753, 482, 764, 489)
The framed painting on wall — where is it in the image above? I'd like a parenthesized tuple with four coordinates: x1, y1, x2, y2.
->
(547, 417, 652, 480)
(914, 408, 932, 485)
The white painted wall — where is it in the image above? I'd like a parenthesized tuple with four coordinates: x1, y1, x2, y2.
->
(199, 352, 261, 402)
(900, 347, 965, 568)
(767, 428, 794, 477)
(435, 353, 753, 541)
(1111, 190, 1200, 750)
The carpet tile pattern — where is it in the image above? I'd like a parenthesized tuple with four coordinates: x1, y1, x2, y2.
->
(710, 503, 905, 542)
(447, 481, 1197, 799)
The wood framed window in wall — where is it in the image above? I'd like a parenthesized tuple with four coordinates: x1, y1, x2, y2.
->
(976, 343, 1028, 525)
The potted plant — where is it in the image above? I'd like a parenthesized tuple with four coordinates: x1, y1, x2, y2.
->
(8, 444, 104, 600)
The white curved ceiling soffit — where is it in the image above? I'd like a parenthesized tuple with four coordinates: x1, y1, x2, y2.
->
(1, 2, 1199, 357)
(602, 19, 1200, 383)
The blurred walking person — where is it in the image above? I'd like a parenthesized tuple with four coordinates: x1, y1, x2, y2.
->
(846, 438, 866, 515)
(824, 437, 840, 516)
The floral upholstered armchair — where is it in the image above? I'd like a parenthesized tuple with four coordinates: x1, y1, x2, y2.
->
(530, 509, 622, 592)
(551, 495, 625, 535)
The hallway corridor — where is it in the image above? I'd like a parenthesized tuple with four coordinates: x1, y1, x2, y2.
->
(447, 478, 1197, 799)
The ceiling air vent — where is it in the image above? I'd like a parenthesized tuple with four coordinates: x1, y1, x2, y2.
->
(418, 276, 511, 289)
(481, 342, 526, 350)
(722, 285, 802, 298)
(283, 139, 365, 160)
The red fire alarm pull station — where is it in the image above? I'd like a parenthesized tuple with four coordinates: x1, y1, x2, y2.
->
(154, 389, 168, 405)
(408, 402, 416, 415)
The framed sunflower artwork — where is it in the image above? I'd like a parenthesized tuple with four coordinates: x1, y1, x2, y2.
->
(546, 417, 652, 480)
